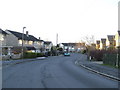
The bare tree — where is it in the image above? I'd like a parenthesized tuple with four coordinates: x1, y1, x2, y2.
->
(82, 35, 95, 46)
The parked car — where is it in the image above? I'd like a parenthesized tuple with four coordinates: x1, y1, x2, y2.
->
(64, 52, 70, 56)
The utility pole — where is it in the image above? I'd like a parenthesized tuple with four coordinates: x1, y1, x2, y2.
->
(56, 33, 58, 46)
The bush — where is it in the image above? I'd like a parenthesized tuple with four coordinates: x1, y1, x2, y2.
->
(88, 49, 117, 61)
(88, 50, 106, 61)
(48, 51, 52, 56)
(23, 52, 37, 58)
(81, 50, 86, 54)
(36, 53, 45, 57)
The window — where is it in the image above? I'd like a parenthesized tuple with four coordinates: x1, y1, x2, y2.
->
(19, 40, 22, 44)
(29, 41, 33, 45)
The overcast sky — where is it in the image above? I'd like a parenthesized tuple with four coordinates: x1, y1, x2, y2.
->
(0, 0, 119, 45)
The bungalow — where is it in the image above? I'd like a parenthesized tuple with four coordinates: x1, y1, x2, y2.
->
(106, 35, 116, 49)
(5, 30, 44, 53)
(100, 38, 106, 50)
(115, 31, 120, 48)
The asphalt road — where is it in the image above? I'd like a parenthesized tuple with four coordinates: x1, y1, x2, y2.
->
(2, 53, 118, 88)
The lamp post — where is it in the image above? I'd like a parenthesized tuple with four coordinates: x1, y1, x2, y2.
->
(21, 27, 26, 59)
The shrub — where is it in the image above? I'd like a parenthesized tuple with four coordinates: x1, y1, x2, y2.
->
(88, 50, 106, 61)
(36, 53, 45, 57)
(88, 49, 117, 61)
(23, 52, 37, 58)
(81, 50, 86, 54)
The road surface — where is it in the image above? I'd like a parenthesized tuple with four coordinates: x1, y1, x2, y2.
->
(2, 53, 118, 88)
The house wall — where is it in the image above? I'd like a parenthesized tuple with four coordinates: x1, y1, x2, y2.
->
(0, 33, 6, 46)
(106, 38, 109, 47)
(100, 42, 106, 50)
(6, 34, 19, 46)
(100, 43, 102, 50)
(45, 43, 53, 51)
(33, 41, 41, 51)
(106, 38, 115, 48)
(115, 33, 120, 47)
(18, 40, 34, 46)
(96, 44, 100, 49)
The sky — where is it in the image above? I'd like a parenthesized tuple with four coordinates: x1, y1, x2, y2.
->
(0, 0, 119, 45)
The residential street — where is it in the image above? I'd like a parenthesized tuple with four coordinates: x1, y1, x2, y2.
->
(2, 53, 118, 88)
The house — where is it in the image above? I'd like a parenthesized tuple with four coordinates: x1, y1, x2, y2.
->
(115, 31, 120, 48)
(59, 43, 75, 52)
(106, 35, 116, 49)
(0, 28, 7, 46)
(96, 40, 100, 49)
(5, 30, 43, 53)
(44, 41, 53, 52)
(100, 38, 106, 50)
(0, 29, 13, 59)
(59, 42, 86, 52)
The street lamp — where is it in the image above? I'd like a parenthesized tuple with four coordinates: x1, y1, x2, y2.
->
(21, 27, 26, 59)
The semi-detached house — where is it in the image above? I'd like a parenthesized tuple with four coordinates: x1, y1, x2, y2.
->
(115, 31, 120, 48)
(5, 30, 44, 53)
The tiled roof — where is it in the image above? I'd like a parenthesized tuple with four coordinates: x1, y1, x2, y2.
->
(118, 31, 120, 36)
(26, 46, 36, 50)
(101, 38, 106, 43)
(62, 43, 77, 46)
(0, 28, 7, 35)
(107, 35, 115, 41)
(44, 41, 52, 45)
(96, 40, 100, 44)
(6, 30, 40, 41)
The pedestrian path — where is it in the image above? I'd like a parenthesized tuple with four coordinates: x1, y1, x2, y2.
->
(76, 57, 119, 80)
(1, 57, 46, 67)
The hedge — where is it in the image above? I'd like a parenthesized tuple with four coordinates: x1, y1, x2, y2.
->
(23, 52, 45, 58)
(103, 53, 120, 67)
(23, 52, 37, 58)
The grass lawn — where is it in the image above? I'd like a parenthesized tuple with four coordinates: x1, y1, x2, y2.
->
(101, 64, 120, 69)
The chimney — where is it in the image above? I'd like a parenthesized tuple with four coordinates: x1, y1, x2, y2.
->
(26, 31, 29, 37)
(39, 37, 41, 40)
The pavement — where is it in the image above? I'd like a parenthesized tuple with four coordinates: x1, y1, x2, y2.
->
(0, 57, 46, 67)
(75, 54, 120, 81)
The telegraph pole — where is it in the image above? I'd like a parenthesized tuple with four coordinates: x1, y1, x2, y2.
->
(56, 33, 58, 46)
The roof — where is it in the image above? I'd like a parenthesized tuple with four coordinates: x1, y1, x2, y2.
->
(61, 43, 69, 46)
(44, 41, 52, 45)
(26, 46, 36, 50)
(61, 43, 77, 46)
(0, 29, 7, 35)
(96, 40, 100, 44)
(107, 35, 115, 41)
(118, 31, 120, 36)
(6, 30, 40, 41)
(101, 38, 106, 43)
